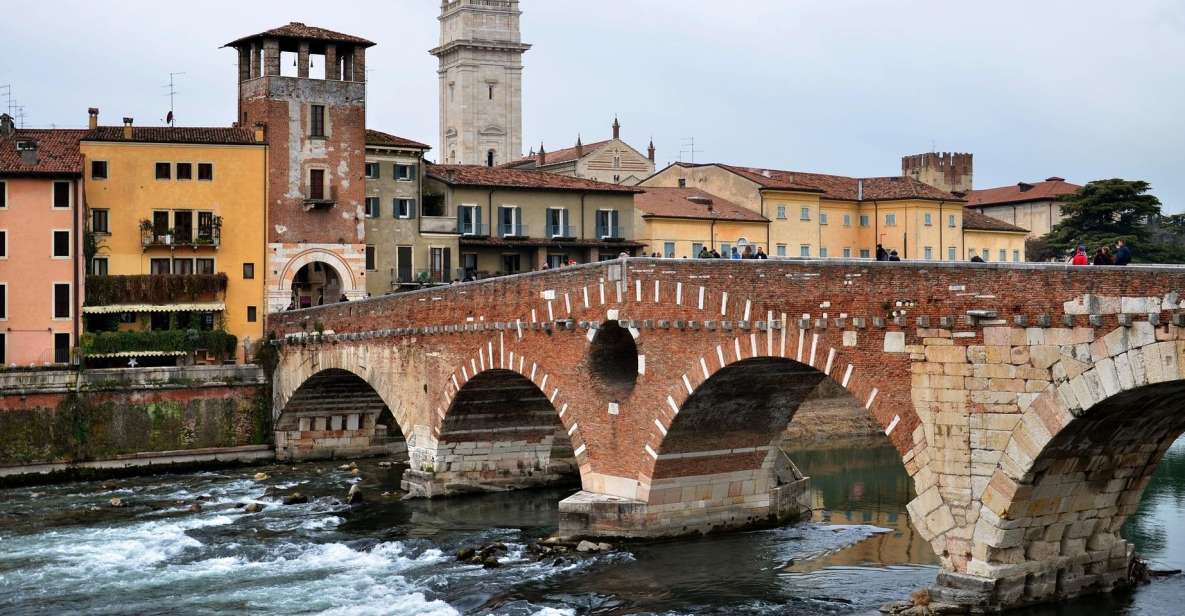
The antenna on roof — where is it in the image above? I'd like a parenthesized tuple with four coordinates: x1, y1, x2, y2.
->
(162, 72, 185, 127)
(0, 85, 12, 117)
(14, 104, 27, 129)
(679, 136, 701, 163)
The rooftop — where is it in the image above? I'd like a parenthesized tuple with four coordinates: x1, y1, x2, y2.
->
(505, 139, 613, 168)
(225, 22, 375, 48)
(426, 164, 641, 193)
(365, 129, 430, 150)
(0, 128, 87, 176)
(965, 177, 1081, 207)
(635, 187, 767, 223)
(83, 126, 261, 145)
(682, 163, 965, 202)
(962, 210, 1029, 233)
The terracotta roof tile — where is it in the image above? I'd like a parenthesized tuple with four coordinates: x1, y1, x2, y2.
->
(710, 163, 964, 202)
(426, 164, 640, 193)
(83, 126, 260, 145)
(635, 187, 767, 223)
(506, 139, 614, 168)
(225, 22, 375, 47)
(965, 178, 1080, 207)
(962, 210, 1029, 233)
(365, 129, 430, 150)
(0, 128, 86, 176)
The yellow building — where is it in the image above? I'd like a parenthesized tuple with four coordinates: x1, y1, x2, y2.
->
(642, 163, 1028, 261)
(79, 115, 267, 364)
(963, 210, 1029, 263)
(633, 187, 769, 258)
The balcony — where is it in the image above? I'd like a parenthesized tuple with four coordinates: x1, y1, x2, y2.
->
(548, 225, 577, 240)
(458, 222, 489, 237)
(500, 223, 528, 239)
(140, 217, 222, 250)
(420, 216, 459, 234)
(303, 185, 337, 210)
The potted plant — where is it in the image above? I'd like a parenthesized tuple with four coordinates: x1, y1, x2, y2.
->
(164, 228, 175, 245)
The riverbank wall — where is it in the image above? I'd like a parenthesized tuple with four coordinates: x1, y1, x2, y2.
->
(0, 366, 271, 485)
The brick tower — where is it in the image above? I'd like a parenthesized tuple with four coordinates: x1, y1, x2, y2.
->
(432, 0, 531, 166)
(226, 23, 374, 312)
(901, 152, 973, 195)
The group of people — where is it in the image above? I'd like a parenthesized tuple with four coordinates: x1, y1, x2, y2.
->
(1069, 240, 1132, 266)
(695, 246, 769, 259)
(875, 244, 902, 261)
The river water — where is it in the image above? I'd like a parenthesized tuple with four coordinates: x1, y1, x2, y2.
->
(1, 437, 1182, 615)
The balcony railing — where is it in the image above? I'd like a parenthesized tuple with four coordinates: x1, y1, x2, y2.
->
(420, 216, 459, 234)
(458, 222, 489, 237)
(303, 185, 338, 210)
(500, 223, 528, 238)
(140, 217, 221, 250)
(548, 225, 576, 239)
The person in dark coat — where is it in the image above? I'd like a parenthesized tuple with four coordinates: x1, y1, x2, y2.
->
(970, 255, 985, 263)
(888, 250, 901, 262)
(756, 247, 768, 259)
(876, 244, 888, 261)
(1093, 247, 1113, 266)
(1114, 240, 1132, 266)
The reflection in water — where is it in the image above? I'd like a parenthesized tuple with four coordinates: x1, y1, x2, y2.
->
(0, 438, 1182, 615)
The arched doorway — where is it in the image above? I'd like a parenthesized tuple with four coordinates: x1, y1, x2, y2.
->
(291, 261, 342, 308)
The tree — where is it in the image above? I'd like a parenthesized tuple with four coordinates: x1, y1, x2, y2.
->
(1046, 179, 1164, 261)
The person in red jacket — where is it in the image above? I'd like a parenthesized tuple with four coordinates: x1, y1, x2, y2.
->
(1071, 246, 1089, 265)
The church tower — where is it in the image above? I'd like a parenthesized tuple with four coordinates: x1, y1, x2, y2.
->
(431, 0, 530, 166)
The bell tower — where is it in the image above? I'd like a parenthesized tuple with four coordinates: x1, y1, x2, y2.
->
(431, 0, 530, 166)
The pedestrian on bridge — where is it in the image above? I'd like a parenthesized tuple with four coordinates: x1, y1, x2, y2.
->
(1114, 240, 1132, 266)
(1071, 246, 1089, 265)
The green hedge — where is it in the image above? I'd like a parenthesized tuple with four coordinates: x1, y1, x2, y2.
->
(81, 329, 238, 357)
(85, 274, 228, 306)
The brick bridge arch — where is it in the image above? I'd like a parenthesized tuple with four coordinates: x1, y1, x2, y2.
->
(268, 258, 1185, 611)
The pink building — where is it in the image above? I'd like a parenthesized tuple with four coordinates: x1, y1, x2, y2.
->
(0, 114, 86, 366)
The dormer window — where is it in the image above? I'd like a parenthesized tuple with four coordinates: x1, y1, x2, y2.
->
(15, 139, 36, 151)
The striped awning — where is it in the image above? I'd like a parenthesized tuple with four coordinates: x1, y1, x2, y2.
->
(82, 302, 225, 315)
(84, 351, 187, 359)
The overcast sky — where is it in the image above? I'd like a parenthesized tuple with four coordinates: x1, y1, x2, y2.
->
(4, 0, 1182, 211)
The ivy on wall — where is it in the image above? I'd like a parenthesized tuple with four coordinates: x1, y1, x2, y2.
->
(84, 274, 228, 306)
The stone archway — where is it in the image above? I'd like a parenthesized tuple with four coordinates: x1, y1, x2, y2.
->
(404, 368, 577, 497)
(269, 247, 365, 313)
(274, 367, 407, 461)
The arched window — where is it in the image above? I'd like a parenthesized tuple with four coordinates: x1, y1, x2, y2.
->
(487, 150, 496, 167)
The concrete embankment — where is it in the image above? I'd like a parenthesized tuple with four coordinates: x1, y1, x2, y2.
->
(0, 365, 272, 486)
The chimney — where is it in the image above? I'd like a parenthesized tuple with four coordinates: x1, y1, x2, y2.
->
(612, 116, 620, 140)
(857, 179, 865, 201)
(1018, 182, 1034, 192)
(0, 113, 13, 138)
(17, 139, 38, 166)
(88, 108, 99, 130)
(575, 135, 583, 158)
(253, 122, 266, 143)
(122, 117, 134, 140)
(536, 142, 546, 166)
(647, 139, 655, 163)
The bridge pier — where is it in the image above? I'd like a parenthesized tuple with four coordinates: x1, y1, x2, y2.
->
(558, 449, 811, 539)
(400, 432, 576, 497)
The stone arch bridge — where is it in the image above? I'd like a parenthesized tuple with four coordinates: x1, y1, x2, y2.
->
(268, 258, 1185, 612)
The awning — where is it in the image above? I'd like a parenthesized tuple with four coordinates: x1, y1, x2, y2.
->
(82, 302, 225, 315)
(84, 351, 187, 358)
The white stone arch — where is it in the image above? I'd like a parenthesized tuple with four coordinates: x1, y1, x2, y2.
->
(271, 247, 364, 312)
